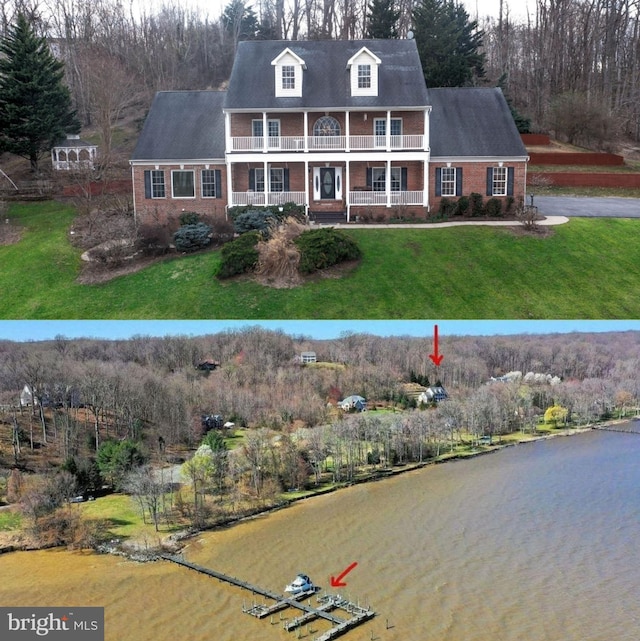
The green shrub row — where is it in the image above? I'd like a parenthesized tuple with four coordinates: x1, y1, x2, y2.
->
(294, 228, 362, 274)
(438, 194, 516, 217)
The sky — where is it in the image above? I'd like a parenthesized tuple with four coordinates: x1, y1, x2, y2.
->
(135, 0, 532, 23)
(1, 320, 640, 342)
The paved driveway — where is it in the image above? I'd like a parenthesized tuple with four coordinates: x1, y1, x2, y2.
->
(535, 196, 640, 218)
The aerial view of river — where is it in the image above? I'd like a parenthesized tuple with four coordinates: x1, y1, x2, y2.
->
(1, 428, 639, 641)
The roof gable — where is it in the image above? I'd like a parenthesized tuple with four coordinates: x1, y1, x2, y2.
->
(428, 87, 528, 158)
(131, 91, 226, 161)
(271, 47, 307, 68)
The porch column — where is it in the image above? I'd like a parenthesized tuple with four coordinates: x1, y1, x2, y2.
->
(226, 160, 233, 212)
(304, 159, 310, 217)
(345, 159, 351, 221)
(424, 107, 431, 151)
(345, 111, 350, 152)
(224, 112, 232, 152)
(263, 159, 269, 205)
(304, 112, 309, 151)
(423, 159, 429, 209)
(386, 110, 391, 151)
(386, 158, 392, 208)
(262, 112, 268, 153)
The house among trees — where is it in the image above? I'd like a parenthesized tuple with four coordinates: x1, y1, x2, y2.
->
(339, 395, 367, 412)
(299, 351, 317, 363)
(417, 385, 448, 405)
(130, 38, 528, 225)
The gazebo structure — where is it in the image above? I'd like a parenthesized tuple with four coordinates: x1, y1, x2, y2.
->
(51, 134, 98, 171)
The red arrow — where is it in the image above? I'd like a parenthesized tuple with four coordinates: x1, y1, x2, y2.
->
(330, 562, 358, 588)
(429, 324, 444, 366)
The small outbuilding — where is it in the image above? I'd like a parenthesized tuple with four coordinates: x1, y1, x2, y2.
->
(51, 135, 98, 171)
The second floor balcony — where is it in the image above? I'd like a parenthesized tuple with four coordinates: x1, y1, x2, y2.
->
(229, 134, 426, 153)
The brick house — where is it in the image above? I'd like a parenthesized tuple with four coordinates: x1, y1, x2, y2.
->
(130, 39, 528, 225)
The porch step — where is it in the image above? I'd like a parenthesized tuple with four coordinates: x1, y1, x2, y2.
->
(309, 211, 347, 224)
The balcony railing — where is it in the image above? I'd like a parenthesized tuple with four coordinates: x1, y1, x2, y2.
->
(230, 135, 425, 153)
(230, 190, 425, 207)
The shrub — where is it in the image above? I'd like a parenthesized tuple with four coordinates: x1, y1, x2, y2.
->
(233, 209, 277, 236)
(173, 222, 212, 253)
(469, 192, 484, 217)
(438, 197, 456, 217)
(505, 196, 515, 214)
(295, 228, 361, 274)
(136, 224, 172, 257)
(179, 211, 200, 226)
(216, 231, 260, 279)
(256, 218, 306, 281)
(455, 196, 469, 216)
(485, 197, 503, 218)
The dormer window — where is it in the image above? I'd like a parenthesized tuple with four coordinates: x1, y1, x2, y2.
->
(272, 48, 306, 98)
(358, 65, 371, 89)
(348, 47, 381, 97)
(282, 65, 295, 90)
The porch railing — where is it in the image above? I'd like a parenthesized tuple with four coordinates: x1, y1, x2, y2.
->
(231, 191, 306, 207)
(349, 190, 425, 206)
(230, 135, 425, 152)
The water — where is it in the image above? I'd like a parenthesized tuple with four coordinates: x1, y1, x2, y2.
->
(1, 430, 639, 641)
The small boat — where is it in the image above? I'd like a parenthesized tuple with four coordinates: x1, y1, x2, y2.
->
(284, 573, 314, 595)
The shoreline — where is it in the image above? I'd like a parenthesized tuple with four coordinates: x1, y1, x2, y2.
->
(0, 420, 630, 559)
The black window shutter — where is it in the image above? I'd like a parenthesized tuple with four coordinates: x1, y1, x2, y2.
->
(284, 169, 290, 191)
(144, 170, 151, 199)
(249, 168, 255, 191)
(486, 167, 493, 196)
(456, 168, 463, 196)
(435, 167, 442, 197)
(507, 167, 515, 196)
(215, 170, 222, 198)
(401, 167, 408, 191)
(366, 168, 372, 188)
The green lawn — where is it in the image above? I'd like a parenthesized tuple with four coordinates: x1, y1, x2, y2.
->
(2, 200, 640, 318)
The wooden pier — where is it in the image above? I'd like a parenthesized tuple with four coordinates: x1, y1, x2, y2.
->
(161, 554, 375, 640)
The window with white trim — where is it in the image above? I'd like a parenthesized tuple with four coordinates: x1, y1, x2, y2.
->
(492, 166, 507, 196)
(441, 167, 456, 197)
(270, 168, 284, 192)
(252, 119, 281, 138)
(172, 170, 195, 198)
(358, 64, 371, 89)
(374, 118, 402, 146)
(282, 65, 295, 90)
(201, 170, 216, 198)
(254, 168, 265, 192)
(151, 170, 165, 198)
(372, 167, 402, 192)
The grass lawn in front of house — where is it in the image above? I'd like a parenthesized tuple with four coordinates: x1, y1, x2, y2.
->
(2, 201, 640, 319)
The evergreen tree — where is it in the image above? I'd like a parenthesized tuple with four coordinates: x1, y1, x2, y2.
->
(412, 0, 485, 88)
(0, 13, 79, 172)
(366, 0, 401, 39)
(497, 73, 532, 133)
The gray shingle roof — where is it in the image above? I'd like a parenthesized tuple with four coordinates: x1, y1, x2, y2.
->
(131, 91, 226, 161)
(428, 87, 528, 158)
(224, 39, 428, 110)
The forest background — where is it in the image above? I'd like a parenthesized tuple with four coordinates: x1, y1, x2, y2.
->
(1, 0, 639, 160)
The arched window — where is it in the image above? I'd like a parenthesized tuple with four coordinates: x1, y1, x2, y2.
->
(313, 116, 341, 137)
